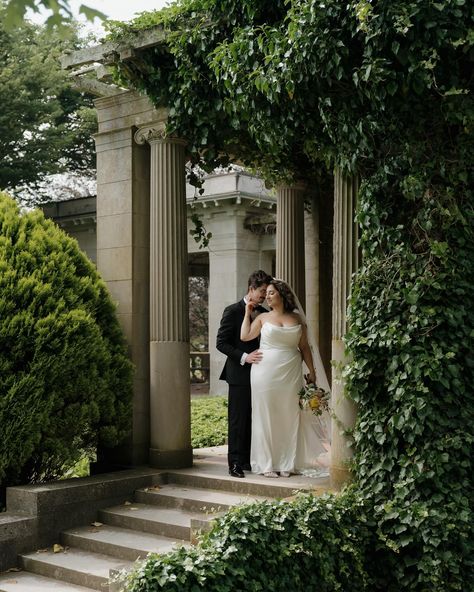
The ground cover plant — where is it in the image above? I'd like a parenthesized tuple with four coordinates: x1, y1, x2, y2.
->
(106, 0, 473, 589)
(118, 489, 374, 592)
(191, 396, 227, 448)
(0, 194, 132, 501)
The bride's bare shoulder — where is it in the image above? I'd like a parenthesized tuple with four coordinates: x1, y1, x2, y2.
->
(260, 312, 276, 325)
(290, 312, 302, 324)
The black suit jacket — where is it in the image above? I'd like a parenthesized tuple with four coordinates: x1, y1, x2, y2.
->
(216, 299, 264, 386)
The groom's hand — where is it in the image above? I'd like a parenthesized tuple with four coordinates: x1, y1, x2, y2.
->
(246, 349, 262, 364)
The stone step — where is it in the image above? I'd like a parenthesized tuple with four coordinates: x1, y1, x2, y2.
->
(165, 466, 330, 498)
(20, 548, 131, 591)
(135, 483, 268, 512)
(3, 456, 332, 592)
(62, 523, 189, 562)
(99, 503, 207, 540)
(0, 571, 95, 592)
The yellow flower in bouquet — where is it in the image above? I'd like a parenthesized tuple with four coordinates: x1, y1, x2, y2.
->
(298, 382, 330, 416)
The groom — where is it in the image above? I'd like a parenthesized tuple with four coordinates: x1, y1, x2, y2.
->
(216, 269, 272, 478)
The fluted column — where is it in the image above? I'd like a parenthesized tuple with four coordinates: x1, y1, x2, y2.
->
(305, 193, 320, 348)
(330, 170, 360, 488)
(135, 123, 192, 469)
(276, 183, 306, 305)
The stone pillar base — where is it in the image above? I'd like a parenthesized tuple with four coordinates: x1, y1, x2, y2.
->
(149, 341, 192, 469)
(94, 441, 149, 473)
(149, 447, 193, 469)
(330, 465, 353, 490)
(330, 339, 357, 488)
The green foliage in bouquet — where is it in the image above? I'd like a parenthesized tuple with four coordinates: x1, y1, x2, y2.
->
(298, 383, 330, 416)
(0, 193, 132, 492)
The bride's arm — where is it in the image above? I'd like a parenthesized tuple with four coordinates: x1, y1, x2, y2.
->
(240, 305, 264, 341)
(299, 325, 316, 384)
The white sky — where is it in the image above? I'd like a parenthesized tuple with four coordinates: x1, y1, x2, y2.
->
(69, 0, 172, 23)
(29, 0, 173, 37)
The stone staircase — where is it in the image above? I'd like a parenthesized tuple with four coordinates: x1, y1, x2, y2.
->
(0, 462, 330, 592)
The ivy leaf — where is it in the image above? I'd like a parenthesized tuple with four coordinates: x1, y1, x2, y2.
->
(78, 4, 107, 22)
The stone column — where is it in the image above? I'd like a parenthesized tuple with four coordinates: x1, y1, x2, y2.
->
(318, 188, 334, 383)
(330, 170, 360, 488)
(135, 124, 192, 468)
(305, 193, 320, 347)
(94, 99, 152, 467)
(276, 183, 306, 305)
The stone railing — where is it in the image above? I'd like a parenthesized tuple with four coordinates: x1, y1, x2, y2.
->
(190, 352, 210, 384)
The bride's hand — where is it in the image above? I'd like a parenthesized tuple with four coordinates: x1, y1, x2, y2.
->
(305, 372, 316, 385)
(245, 301, 255, 316)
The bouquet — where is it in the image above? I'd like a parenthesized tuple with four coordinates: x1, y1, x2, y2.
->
(298, 382, 330, 416)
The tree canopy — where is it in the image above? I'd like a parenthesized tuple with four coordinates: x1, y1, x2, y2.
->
(2, 0, 105, 30)
(0, 4, 97, 201)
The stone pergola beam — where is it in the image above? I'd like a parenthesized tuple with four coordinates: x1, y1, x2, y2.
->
(69, 77, 125, 97)
(61, 27, 167, 70)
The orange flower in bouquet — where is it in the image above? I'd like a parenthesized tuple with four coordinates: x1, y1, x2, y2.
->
(298, 382, 330, 416)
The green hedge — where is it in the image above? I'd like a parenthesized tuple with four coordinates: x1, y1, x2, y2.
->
(0, 194, 133, 493)
(191, 396, 227, 448)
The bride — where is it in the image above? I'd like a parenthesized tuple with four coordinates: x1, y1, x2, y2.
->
(240, 278, 330, 478)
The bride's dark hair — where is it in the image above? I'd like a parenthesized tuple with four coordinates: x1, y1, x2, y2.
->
(270, 279, 297, 312)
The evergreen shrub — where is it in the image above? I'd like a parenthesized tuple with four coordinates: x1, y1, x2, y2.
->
(0, 193, 132, 493)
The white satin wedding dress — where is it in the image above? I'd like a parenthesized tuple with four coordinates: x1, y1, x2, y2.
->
(250, 322, 330, 475)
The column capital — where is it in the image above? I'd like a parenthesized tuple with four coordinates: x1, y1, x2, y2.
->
(134, 123, 186, 147)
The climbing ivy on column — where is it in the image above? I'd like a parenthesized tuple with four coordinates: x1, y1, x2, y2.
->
(104, 1, 473, 589)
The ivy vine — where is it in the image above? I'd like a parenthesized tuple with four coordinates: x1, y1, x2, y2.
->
(104, 1, 473, 590)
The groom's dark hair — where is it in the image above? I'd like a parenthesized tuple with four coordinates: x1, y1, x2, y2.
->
(248, 269, 272, 289)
